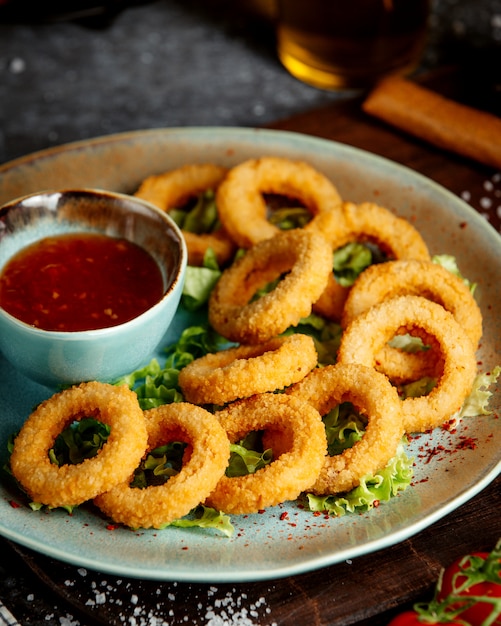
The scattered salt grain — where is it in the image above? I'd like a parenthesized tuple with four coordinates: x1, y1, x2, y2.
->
(9, 57, 26, 74)
(59, 615, 80, 626)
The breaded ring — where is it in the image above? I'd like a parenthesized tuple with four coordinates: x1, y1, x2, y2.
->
(208, 229, 333, 344)
(341, 259, 482, 383)
(337, 295, 478, 433)
(134, 163, 236, 266)
(287, 363, 404, 495)
(10, 382, 147, 508)
(94, 403, 230, 529)
(311, 202, 431, 322)
(206, 393, 327, 514)
(341, 259, 482, 347)
(178, 333, 318, 405)
(215, 156, 343, 249)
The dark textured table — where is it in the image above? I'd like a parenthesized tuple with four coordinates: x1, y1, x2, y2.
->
(1, 2, 500, 625)
(1, 0, 500, 165)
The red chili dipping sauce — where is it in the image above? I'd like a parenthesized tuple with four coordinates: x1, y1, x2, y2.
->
(0, 232, 165, 331)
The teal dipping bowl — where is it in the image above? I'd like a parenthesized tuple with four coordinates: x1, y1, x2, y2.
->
(0, 189, 187, 389)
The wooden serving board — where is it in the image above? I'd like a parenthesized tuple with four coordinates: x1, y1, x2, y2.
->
(4, 87, 501, 626)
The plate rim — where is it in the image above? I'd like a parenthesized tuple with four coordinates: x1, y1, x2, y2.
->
(1, 126, 500, 582)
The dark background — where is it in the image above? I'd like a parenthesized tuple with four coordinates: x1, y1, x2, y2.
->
(1, 0, 500, 165)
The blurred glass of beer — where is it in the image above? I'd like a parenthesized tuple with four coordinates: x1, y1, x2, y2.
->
(276, 0, 430, 90)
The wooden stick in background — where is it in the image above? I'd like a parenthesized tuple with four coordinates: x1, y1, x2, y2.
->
(363, 76, 501, 171)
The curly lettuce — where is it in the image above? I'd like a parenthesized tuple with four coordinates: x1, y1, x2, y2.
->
(333, 242, 373, 287)
(306, 442, 414, 516)
(170, 190, 219, 235)
(113, 324, 227, 409)
(182, 248, 222, 311)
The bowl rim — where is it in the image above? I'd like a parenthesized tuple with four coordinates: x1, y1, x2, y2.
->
(0, 187, 188, 337)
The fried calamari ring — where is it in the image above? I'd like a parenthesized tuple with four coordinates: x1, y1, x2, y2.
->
(215, 156, 343, 249)
(206, 393, 326, 514)
(337, 295, 478, 433)
(287, 363, 404, 495)
(341, 259, 482, 347)
(94, 403, 230, 529)
(10, 382, 147, 508)
(312, 202, 431, 322)
(178, 333, 318, 405)
(208, 229, 333, 344)
(341, 259, 482, 383)
(134, 163, 236, 266)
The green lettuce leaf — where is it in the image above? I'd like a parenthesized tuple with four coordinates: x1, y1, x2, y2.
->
(182, 248, 222, 311)
(226, 443, 273, 478)
(268, 206, 311, 230)
(323, 402, 366, 456)
(400, 376, 437, 399)
(306, 441, 413, 516)
(130, 441, 187, 489)
(432, 254, 476, 293)
(182, 266, 221, 311)
(114, 325, 228, 409)
(171, 190, 219, 234)
(333, 242, 373, 287)
(291, 313, 342, 366)
(49, 418, 111, 466)
(168, 505, 234, 537)
(456, 365, 501, 418)
(387, 333, 429, 353)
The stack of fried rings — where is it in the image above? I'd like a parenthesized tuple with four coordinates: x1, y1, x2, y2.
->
(341, 259, 483, 384)
(133, 159, 436, 327)
(11, 156, 483, 526)
(338, 295, 478, 433)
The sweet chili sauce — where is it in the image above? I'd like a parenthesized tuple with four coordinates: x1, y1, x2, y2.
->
(0, 232, 164, 331)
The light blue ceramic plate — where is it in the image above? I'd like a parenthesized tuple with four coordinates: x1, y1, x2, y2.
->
(0, 128, 500, 582)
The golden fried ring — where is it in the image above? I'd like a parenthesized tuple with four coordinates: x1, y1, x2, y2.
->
(10, 382, 147, 508)
(205, 393, 327, 514)
(287, 362, 404, 496)
(215, 156, 343, 249)
(341, 259, 483, 347)
(208, 229, 333, 344)
(178, 333, 318, 405)
(341, 259, 482, 383)
(94, 403, 230, 529)
(311, 202, 431, 322)
(134, 163, 236, 266)
(337, 295, 478, 433)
